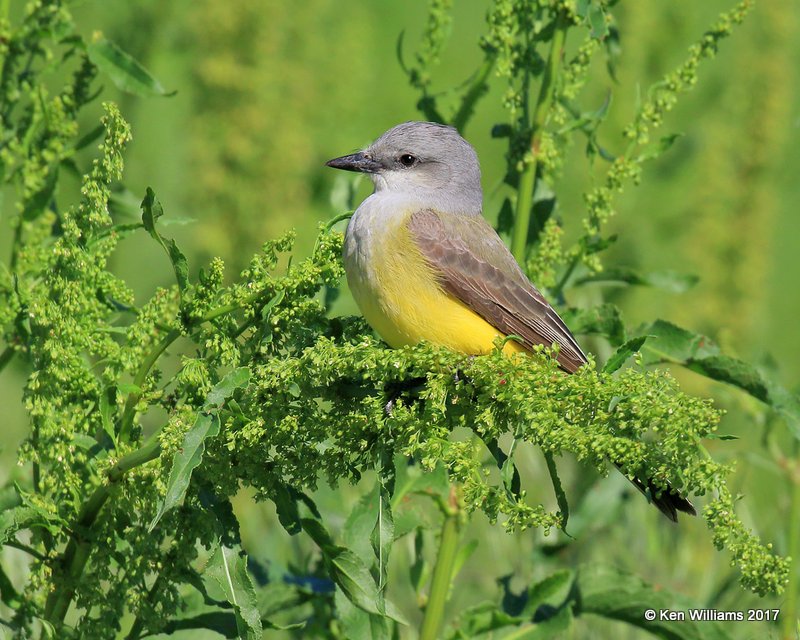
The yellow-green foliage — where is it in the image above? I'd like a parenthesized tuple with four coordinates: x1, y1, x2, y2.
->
(674, 0, 797, 344)
(185, 0, 373, 263)
(2, 1, 799, 639)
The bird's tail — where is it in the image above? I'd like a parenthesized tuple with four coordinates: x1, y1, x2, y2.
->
(616, 464, 696, 522)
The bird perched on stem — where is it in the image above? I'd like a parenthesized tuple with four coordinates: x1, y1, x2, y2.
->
(327, 121, 694, 522)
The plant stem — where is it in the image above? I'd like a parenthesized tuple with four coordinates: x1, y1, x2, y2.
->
(43, 435, 162, 626)
(510, 11, 569, 264)
(419, 486, 462, 640)
(124, 572, 165, 640)
(783, 453, 800, 639)
(5, 539, 46, 561)
(118, 328, 181, 441)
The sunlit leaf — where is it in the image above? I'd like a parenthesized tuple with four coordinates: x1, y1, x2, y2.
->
(204, 542, 263, 639)
(575, 267, 699, 294)
(86, 37, 174, 97)
(603, 336, 649, 374)
(149, 369, 250, 530)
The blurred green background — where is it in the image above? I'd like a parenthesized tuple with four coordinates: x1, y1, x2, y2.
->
(2, 0, 799, 637)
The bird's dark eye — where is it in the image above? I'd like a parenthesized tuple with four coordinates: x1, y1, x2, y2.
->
(399, 154, 416, 167)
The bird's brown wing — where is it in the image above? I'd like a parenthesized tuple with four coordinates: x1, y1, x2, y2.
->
(408, 209, 587, 373)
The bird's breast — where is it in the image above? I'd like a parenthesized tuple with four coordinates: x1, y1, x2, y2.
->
(343, 197, 525, 356)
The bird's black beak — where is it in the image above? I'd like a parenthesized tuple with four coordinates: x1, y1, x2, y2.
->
(325, 151, 382, 174)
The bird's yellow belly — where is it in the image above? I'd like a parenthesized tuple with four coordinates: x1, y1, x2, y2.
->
(345, 215, 525, 356)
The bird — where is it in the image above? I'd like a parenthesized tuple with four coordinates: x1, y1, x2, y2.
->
(326, 121, 695, 522)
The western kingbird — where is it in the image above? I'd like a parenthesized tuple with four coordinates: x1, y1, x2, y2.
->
(326, 121, 694, 522)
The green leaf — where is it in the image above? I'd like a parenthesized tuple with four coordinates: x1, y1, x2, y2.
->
(444, 601, 522, 639)
(636, 133, 684, 162)
(575, 267, 699, 294)
(543, 453, 569, 532)
(335, 587, 391, 640)
(205, 367, 251, 410)
(0, 506, 62, 546)
(86, 38, 174, 97)
(149, 369, 250, 531)
(392, 459, 449, 506)
(524, 570, 573, 616)
(140, 187, 189, 294)
(640, 319, 718, 364)
(272, 483, 302, 536)
(301, 518, 382, 616)
(371, 481, 394, 591)
(485, 439, 521, 501)
(343, 484, 383, 566)
(603, 336, 649, 374)
(149, 414, 219, 531)
(451, 539, 478, 583)
(588, 3, 609, 39)
(641, 321, 800, 439)
(99, 386, 117, 444)
(161, 612, 240, 638)
(574, 564, 733, 640)
(302, 518, 407, 624)
(204, 541, 263, 639)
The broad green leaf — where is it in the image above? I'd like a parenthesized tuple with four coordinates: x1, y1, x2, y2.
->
(636, 133, 684, 162)
(302, 518, 407, 624)
(335, 587, 391, 640)
(640, 319, 719, 364)
(272, 482, 302, 536)
(444, 601, 522, 639)
(392, 459, 449, 506)
(524, 570, 573, 617)
(0, 506, 62, 546)
(543, 453, 569, 532)
(161, 612, 240, 638)
(149, 368, 250, 531)
(575, 564, 732, 640)
(98, 386, 117, 444)
(343, 484, 383, 564)
(301, 518, 383, 617)
(588, 3, 608, 39)
(642, 320, 800, 438)
(575, 267, 699, 294)
(0, 486, 21, 513)
(603, 336, 649, 374)
(204, 542, 263, 639)
(86, 38, 174, 97)
(205, 368, 251, 410)
(1, 488, 64, 545)
(148, 414, 219, 531)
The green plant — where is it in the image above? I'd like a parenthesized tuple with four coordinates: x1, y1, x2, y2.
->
(1, 1, 797, 639)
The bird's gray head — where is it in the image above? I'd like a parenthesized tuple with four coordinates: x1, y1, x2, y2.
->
(326, 121, 482, 214)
